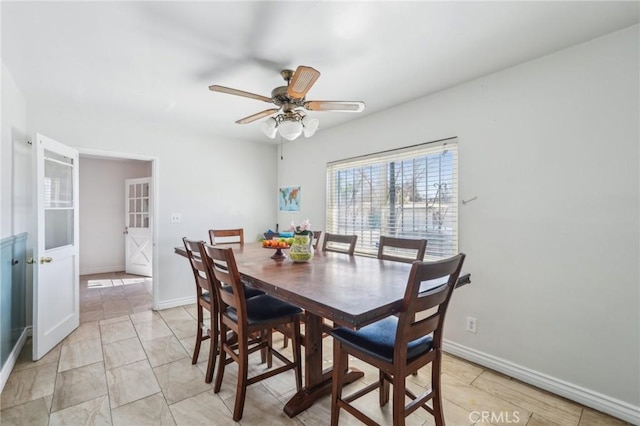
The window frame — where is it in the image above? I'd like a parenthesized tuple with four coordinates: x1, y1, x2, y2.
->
(325, 137, 459, 260)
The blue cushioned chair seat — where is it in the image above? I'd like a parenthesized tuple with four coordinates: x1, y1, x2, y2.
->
(225, 295, 302, 325)
(200, 285, 263, 305)
(330, 316, 433, 363)
(222, 283, 264, 299)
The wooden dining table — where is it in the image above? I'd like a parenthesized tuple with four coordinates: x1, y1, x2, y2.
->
(175, 242, 470, 417)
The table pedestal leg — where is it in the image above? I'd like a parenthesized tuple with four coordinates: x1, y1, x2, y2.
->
(283, 312, 364, 417)
(284, 369, 363, 417)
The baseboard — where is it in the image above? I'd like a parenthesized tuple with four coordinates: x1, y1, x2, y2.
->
(0, 326, 31, 394)
(79, 265, 125, 275)
(154, 295, 196, 311)
(443, 340, 640, 425)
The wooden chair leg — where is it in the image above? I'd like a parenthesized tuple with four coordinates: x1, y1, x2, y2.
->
(331, 341, 348, 426)
(192, 305, 203, 364)
(233, 333, 249, 421)
(392, 373, 406, 426)
(259, 330, 267, 364)
(213, 321, 227, 394)
(379, 370, 390, 406)
(292, 318, 302, 391)
(432, 353, 445, 426)
(205, 314, 217, 383)
(267, 329, 273, 368)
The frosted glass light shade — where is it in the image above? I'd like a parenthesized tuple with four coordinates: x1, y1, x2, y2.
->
(302, 117, 319, 138)
(278, 120, 303, 141)
(261, 118, 277, 139)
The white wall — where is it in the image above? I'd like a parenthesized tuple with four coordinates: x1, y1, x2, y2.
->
(277, 26, 640, 417)
(79, 157, 151, 275)
(26, 103, 278, 306)
(1, 62, 33, 326)
(1, 62, 30, 239)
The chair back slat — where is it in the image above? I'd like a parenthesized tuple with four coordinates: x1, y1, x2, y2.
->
(377, 236, 427, 263)
(209, 228, 244, 245)
(322, 233, 358, 255)
(183, 237, 211, 295)
(414, 284, 451, 311)
(201, 244, 246, 321)
(405, 312, 440, 342)
(395, 254, 465, 356)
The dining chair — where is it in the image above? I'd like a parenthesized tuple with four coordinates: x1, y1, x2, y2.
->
(330, 253, 466, 426)
(210, 228, 265, 297)
(378, 235, 428, 377)
(183, 235, 265, 381)
(263, 231, 280, 240)
(201, 243, 303, 421)
(182, 237, 218, 382)
(377, 236, 427, 263)
(209, 228, 244, 245)
(322, 233, 358, 255)
(312, 230, 323, 249)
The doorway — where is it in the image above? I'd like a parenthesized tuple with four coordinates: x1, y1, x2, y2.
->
(77, 149, 159, 310)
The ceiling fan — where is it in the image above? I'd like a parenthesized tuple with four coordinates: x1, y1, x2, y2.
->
(208, 65, 365, 140)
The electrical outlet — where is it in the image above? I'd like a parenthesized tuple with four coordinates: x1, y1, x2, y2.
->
(465, 316, 477, 334)
(170, 213, 182, 224)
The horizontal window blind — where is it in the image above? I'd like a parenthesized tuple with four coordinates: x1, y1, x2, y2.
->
(326, 138, 458, 260)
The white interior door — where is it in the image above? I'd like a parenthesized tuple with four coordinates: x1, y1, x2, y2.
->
(33, 133, 79, 360)
(125, 177, 152, 277)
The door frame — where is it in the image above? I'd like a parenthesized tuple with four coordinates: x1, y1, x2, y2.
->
(77, 148, 160, 310)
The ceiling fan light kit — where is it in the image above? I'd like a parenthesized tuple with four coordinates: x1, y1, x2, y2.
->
(277, 120, 304, 141)
(261, 118, 278, 139)
(209, 65, 365, 141)
(302, 116, 319, 138)
(260, 113, 320, 140)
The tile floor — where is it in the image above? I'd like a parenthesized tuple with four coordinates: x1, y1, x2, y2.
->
(0, 272, 630, 425)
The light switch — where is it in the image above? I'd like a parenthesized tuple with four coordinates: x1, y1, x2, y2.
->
(170, 213, 182, 223)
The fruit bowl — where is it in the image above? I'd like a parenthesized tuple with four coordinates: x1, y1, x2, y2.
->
(262, 241, 289, 249)
(261, 240, 289, 260)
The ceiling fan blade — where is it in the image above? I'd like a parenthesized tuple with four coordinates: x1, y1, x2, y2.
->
(287, 66, 321, 99)
(209, 85, 273, 103)
(235, 108, 280, 124)
(304, 101, 366, 113)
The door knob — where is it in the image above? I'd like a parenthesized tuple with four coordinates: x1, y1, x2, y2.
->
(27, 257, 35, 264)
(40, 257, 53, 264)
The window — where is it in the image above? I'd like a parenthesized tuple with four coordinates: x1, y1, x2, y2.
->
(326, 138, 458, 260)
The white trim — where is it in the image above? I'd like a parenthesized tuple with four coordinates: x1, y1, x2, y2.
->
(79, 265, 125, 276)
(155, 296, 196, 311)
(76, 147, 160, 311)
(77, 148, 158, 162)
(443, 340, 640, 425)
(0, 326, 31, 394)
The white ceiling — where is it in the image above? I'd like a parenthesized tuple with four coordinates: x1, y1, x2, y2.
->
(2, 1, 638, 144)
